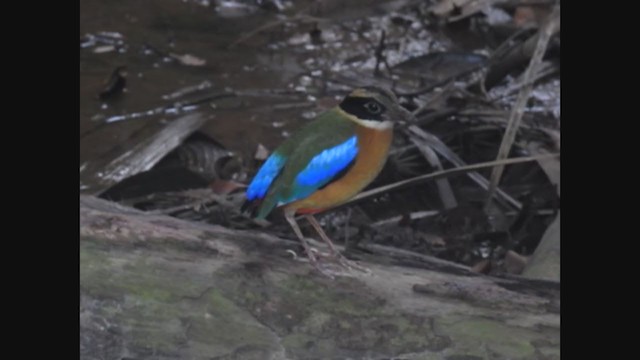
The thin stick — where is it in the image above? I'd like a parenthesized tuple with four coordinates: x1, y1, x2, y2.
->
(407, 125, 522, 210)
(147, 199, 217, 215)
(407, 133, 458, 209)
(484, 6, 560, 210)
(347, 153, 559, 205)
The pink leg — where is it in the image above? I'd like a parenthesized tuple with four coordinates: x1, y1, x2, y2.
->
(284, 210, 334, 278)
(304, 214, 370, 273)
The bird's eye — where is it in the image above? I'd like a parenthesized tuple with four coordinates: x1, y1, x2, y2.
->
(364, 101, 382, 114)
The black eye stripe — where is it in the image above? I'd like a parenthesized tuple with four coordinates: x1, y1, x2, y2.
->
(339, 96, 386, 121)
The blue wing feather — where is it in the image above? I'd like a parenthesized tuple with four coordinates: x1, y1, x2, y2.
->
(280, 135, 358, 204)
(246, 153, 286, 201)
(296, 136, 358, 186)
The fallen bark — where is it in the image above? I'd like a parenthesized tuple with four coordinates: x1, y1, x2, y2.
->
(81, 112, 211, 195)
(80, 195, 559, 360)
(522, 212, 560, 281)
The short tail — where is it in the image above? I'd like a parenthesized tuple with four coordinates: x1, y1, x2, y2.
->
(240, 197, 261, 218)
(241, 195, 279, 220)
(254, 196, 279, 220)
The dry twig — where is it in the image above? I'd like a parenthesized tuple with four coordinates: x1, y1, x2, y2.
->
(484, 6, 560, 210)
(345, 152, 559, 206)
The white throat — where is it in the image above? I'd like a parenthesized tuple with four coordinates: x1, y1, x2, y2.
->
(353, 118, 394, 130)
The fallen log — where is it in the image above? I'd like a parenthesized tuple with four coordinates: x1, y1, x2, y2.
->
(80, 195, 559, 360)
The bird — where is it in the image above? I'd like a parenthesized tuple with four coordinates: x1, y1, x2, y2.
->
(242, 86, 413, 276)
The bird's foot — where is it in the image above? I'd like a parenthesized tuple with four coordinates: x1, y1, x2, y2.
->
(309, 245, 371, 276)
(286, 246, 339, 279)
(306, 249, 340, 279)
(328, 251, 371, 275)
(286, 241, 370, 278)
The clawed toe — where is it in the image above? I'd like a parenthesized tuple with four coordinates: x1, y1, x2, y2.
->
(310, 250, 370, 277)
(336, 255, 370, 274)
(285, 212, 370, 278)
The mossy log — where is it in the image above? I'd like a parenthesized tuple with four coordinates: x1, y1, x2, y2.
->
(80, 195, 559, 360)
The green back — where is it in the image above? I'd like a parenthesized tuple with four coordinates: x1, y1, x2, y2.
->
(256, 108, 357, 218)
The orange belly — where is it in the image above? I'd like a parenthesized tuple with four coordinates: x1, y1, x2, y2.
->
(284, 125, 393, 214)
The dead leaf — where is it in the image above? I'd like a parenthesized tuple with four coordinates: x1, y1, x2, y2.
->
(514, 5, 552, 27)
(94, 45, 116, 54)
(527, 142, 559, 196)
(522, 212, 559, 281)
(170, 53, 207, 66)
(541, 129, 560, 152)
(505, 250, 528, 274)
(513, 6, 536, 27)
(425, 234, 446, 249)
(254, 143, 270, 161)
(210, 179, 246, 195)
(471, 259, 491, 274)
(429, 0, 507, 22)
